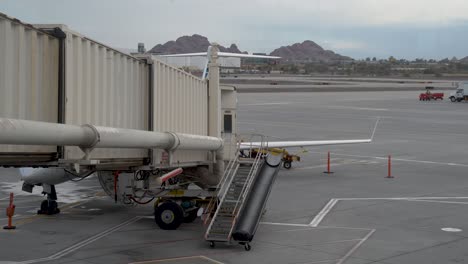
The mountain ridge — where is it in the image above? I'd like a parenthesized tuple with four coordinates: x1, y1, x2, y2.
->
(148, 34, 351, 62)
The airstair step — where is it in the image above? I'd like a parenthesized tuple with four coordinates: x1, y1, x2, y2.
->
(213, 216, 234, 222)
(209, 229, 231, 235)
(212, 222, 233, 229)
(205, 158, 264, 243)
(206, 234, 230, 242)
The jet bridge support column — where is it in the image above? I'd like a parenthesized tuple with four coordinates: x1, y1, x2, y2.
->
(208, 44, 224, 182)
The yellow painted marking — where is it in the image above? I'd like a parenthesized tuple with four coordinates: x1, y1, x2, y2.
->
(168, 190, 185, 196)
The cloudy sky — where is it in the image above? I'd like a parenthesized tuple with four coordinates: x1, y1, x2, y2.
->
(1, 0, 468, 59)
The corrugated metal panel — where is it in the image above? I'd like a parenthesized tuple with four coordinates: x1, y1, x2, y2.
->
(152, 58, 209, 165)
(62, 28, 149, 160)
(0, 14, 59, 154)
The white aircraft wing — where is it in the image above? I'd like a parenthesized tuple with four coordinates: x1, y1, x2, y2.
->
(239, 139, 371, 150)
(218, 52, 280, 59)
(158, 52, 280, 59)
(158, 52, 207, 57)
(240, 118, 379, 150)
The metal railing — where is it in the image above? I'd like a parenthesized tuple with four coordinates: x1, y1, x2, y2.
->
(204, 134, 268, 242)
(227, 135, 267, 239)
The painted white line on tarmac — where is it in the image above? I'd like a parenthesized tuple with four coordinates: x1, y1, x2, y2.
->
(241, 102, 291, 106)
(307, 151, 468, 167)
(336, 229, 376, 264)
(130, 255, 225, 264)
(403, 199, 468, 205)
(339, 197, 468, 201)
(329, 106, 389, 111)
(308, 260, 341, 264)
(274, 227, 317, 233)
(19, 216, 143, 264)
(260, 222, 310, 227)
(309, 199, 339, 227)
(296, 160, 369, 171)
(308, 197, 468, 228)
(316, 226, 374, 231)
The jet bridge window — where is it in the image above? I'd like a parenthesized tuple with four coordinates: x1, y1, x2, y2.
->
(224, 114, 232, 133)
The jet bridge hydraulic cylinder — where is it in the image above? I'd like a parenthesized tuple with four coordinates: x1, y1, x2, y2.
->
(0, 118, 223, 152)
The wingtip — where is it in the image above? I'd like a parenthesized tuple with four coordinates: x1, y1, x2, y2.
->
(370, 117, 380, 141)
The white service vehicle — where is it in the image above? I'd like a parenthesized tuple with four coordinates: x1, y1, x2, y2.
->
(449, 82, 468, 102)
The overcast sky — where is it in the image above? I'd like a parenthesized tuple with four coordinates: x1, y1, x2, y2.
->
(1, 0, 468, 59)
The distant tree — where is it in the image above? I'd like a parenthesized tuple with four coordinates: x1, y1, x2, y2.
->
(423, 68, 436, 74)
(439, 58, 450, 63)
(365, 57, 371, 62)
(290, 65, 299, 74)
(415, 58, 427, 63)
(372, 57, 377, 61)
(388, 56, 397, 64)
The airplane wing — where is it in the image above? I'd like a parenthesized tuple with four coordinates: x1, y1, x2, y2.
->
(158, 52, 280, 59)
(157, 52, 207, 57)
(156, 46, 281, 80)
(239, 139, 371, 150)
(240, 118, 380, 150)
(218, 52, 280, 59)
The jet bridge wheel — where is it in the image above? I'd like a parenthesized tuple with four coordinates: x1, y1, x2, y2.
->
(283, 161, 292, 169)
(154, 201, 184, 230)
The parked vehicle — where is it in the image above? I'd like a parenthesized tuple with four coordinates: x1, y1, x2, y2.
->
(241, 148, 301, 169)
(449, 82, 468, 102)
(419, 92, 444, 101)
(419, 86, 444, 101)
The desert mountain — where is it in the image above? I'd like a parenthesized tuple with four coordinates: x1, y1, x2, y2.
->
(149, 35, 352, 63)
(148, 34, 244, 54)
(460, 56, 468, 63)
(269, 40, 351, 63)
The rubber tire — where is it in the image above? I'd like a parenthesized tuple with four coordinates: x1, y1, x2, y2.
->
(183, 208, 198, 223)
(38, 200, 49, 214)
(210, 241, 215, 248)
(450, 97, 456, 102)
(245, 243, 251, 251)
(154, 202, 184, 230)
(38, 200, 60, 215)
(47, 201, 60, 215)
(283, 161, 292, 169)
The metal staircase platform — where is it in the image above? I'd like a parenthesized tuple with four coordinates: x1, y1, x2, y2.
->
(204, 140, 265, 244)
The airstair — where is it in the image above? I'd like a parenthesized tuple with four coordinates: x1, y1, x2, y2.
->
(204, 139, 265, 248)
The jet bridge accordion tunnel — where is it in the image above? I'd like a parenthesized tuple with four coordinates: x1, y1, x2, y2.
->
(0, 12, 236, 169)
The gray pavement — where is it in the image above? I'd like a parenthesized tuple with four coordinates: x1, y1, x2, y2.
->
(1, 90, 468, 263)
(222, 76, 458, 93)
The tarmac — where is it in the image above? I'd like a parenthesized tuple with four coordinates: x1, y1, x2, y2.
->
(222, 76, 458, 93)
(1, 89, 468, 264)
